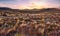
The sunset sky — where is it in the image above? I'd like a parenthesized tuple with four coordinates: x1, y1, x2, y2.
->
(0, 0, 60, 9)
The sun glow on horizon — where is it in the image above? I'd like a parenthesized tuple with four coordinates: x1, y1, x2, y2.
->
(18, 2, 47, 9)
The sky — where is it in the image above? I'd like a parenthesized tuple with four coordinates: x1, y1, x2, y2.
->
(0, 0, 60, 9)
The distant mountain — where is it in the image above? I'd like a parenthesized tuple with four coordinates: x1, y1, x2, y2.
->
(0, 7, 60, 13)
(40, 8, 60, 12)
(0, 7, 12, 10)
(19, 8, 60, 13)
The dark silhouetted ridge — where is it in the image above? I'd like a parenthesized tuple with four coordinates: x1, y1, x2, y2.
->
(0, 7, 60, 13)
(0, 7, 12, 10)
